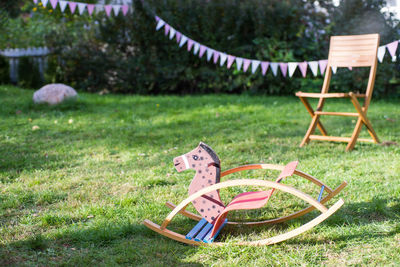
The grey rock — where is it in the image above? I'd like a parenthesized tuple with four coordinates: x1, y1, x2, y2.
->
(33, 84, 77, 105)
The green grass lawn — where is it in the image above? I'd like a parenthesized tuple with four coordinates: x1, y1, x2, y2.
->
(0, 85, 399, 266)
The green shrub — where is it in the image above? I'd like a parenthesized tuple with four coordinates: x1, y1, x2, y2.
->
(17, 57, 43, 89)
(0, 55, 9, 84)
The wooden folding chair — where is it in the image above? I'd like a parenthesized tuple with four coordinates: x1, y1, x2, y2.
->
(296, 34, 380, 151)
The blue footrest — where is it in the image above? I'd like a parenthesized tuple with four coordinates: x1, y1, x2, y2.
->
(185, 218, 228, 243)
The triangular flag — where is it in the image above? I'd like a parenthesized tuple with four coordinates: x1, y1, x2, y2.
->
(199, 45, 207, 58)
(220, 53, 228, 66)
(280, 62, 288, 77)
(95, 4, 103, 14)
(104, 5, 112, 16)
(235, 57, 243, 71)
(348, 67, 353, 71)
(386, 41, 398, 61)
(187, 39, 194, 52)
(298, 61, 308, 77)
(308, 61, 318, 76)
(243, 59, 251, 72)
(155, 16, 160, 22)
(213, 51, 220, 64)
(50, 0, 58, 9)
(59, 0, 68, 12)
(86, 4, 95, 15)
(33, 0, 38, 4)
(122, 5, 129, 16)
(251, 60, 261, 74)
(377, 46, 386, 63)
(175, 32, 182, 44)
(179, 35, 188, 48)
(193, 42, 200, 55)
(169, 28, 176, 40)
(319, 60, 328, 75)
(156, 19, 165, 31)
(261, 62, 269, 75)
(270, 62, 279, 76)
(164, 24, 170, 36)
(112, 5, 121, 16)
(78, 3, 86, 15)
(206, 48, 214, 61)
(227, 55, 236, 69)
(41, 0, 49, 7)
(69, 2, 77, 14)
(331, 66, 337, 74)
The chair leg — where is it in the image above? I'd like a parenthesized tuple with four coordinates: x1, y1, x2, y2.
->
(298, 97, 328, 136)
(349, 94, 380, 144)
(346, 118, 363, 151)
(300, 115, 320, 147)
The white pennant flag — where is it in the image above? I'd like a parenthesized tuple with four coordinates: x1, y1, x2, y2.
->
(220, 53, 228, 66)
(95, 4, 103, 14)
(288, 62, 298, 77)
(113, 5, 121, 16)
(193, 42, 200, 55)
(206, 48, 214, 61)
(331, 66, 337, 74)
(179, 35, 188, 48)
(308, 61, 319, 77)
(59, 0, 68, 12)
(235, 57, 244, 71)
(78, 3, 86, 15)
(377, 46, 386, 63)
(251, 60, 261, 74)
(41, 0, 49, 7)
(169, 28, 176, 40)
(270, 63, 279, 76)
(156, 19, 165, 31)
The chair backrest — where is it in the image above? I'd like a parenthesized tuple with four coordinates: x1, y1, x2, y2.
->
(321, 34, 380, 108)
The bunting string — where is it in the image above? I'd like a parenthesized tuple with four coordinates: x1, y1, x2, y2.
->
(155, 15, 400, 78)
(32, 0, 131, 16)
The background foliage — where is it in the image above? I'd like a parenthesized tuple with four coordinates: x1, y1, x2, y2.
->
(0, 0, 399, 96)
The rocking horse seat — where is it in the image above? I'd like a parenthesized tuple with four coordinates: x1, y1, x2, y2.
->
(186, 218, 228, 243)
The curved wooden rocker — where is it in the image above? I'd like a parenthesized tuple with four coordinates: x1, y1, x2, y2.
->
(143, 142, 346, 246)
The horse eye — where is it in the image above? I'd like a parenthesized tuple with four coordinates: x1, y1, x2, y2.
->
(192, 155, 199, 160)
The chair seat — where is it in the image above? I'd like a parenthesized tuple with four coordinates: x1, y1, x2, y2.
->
(295, 92, 366, 98)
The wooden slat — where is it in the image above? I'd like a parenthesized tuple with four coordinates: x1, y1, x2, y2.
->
(296, 92, 366, 98)
(331, 34, 379, 41)
(309, 135, 375, 143)
(330, 51, 376, 56)
(314, 111, 359, 117)
(186, 218, 207, 240)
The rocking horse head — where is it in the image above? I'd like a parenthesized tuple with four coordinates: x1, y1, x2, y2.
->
(173, 142, 221, 174)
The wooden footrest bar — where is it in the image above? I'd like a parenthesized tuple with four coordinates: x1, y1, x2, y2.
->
(309, 135, 375, 143)
(185, 218, 228, 243)
(314, 111, 359, 117)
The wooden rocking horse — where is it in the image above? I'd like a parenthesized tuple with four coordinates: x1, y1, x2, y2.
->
(143, 142, 346, 246)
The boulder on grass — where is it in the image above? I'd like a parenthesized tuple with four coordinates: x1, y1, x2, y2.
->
(33, 84, 78, 105)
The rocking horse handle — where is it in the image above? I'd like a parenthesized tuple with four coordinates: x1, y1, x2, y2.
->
(160, 179, 329, 230)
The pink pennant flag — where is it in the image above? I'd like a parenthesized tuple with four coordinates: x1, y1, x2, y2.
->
(227, 55, 236, 69)
(298, 61, 308, 77)
(155, 16, 160, 22)
(279, 63, 288, 77)
(187, 39, 194, 52)
(261, 62, 269, 75)
(199, 45, 207, 58)
(112, 5, 120, 16)
(104, 5, 112, 17)
(243, 59, 251, 72)
(164, 24, 170, 36)
(319, 60, 328, 75)
(69, 2, 77, 14)
(50, 0, 58, 9)
(386, 41, 398, 61)
(175, 32, 182, 44)
(87, 4, 95, 15)
(213, 51, 220, 64)
(33, 0, 38, 4)
(122, 5, 129, 16)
